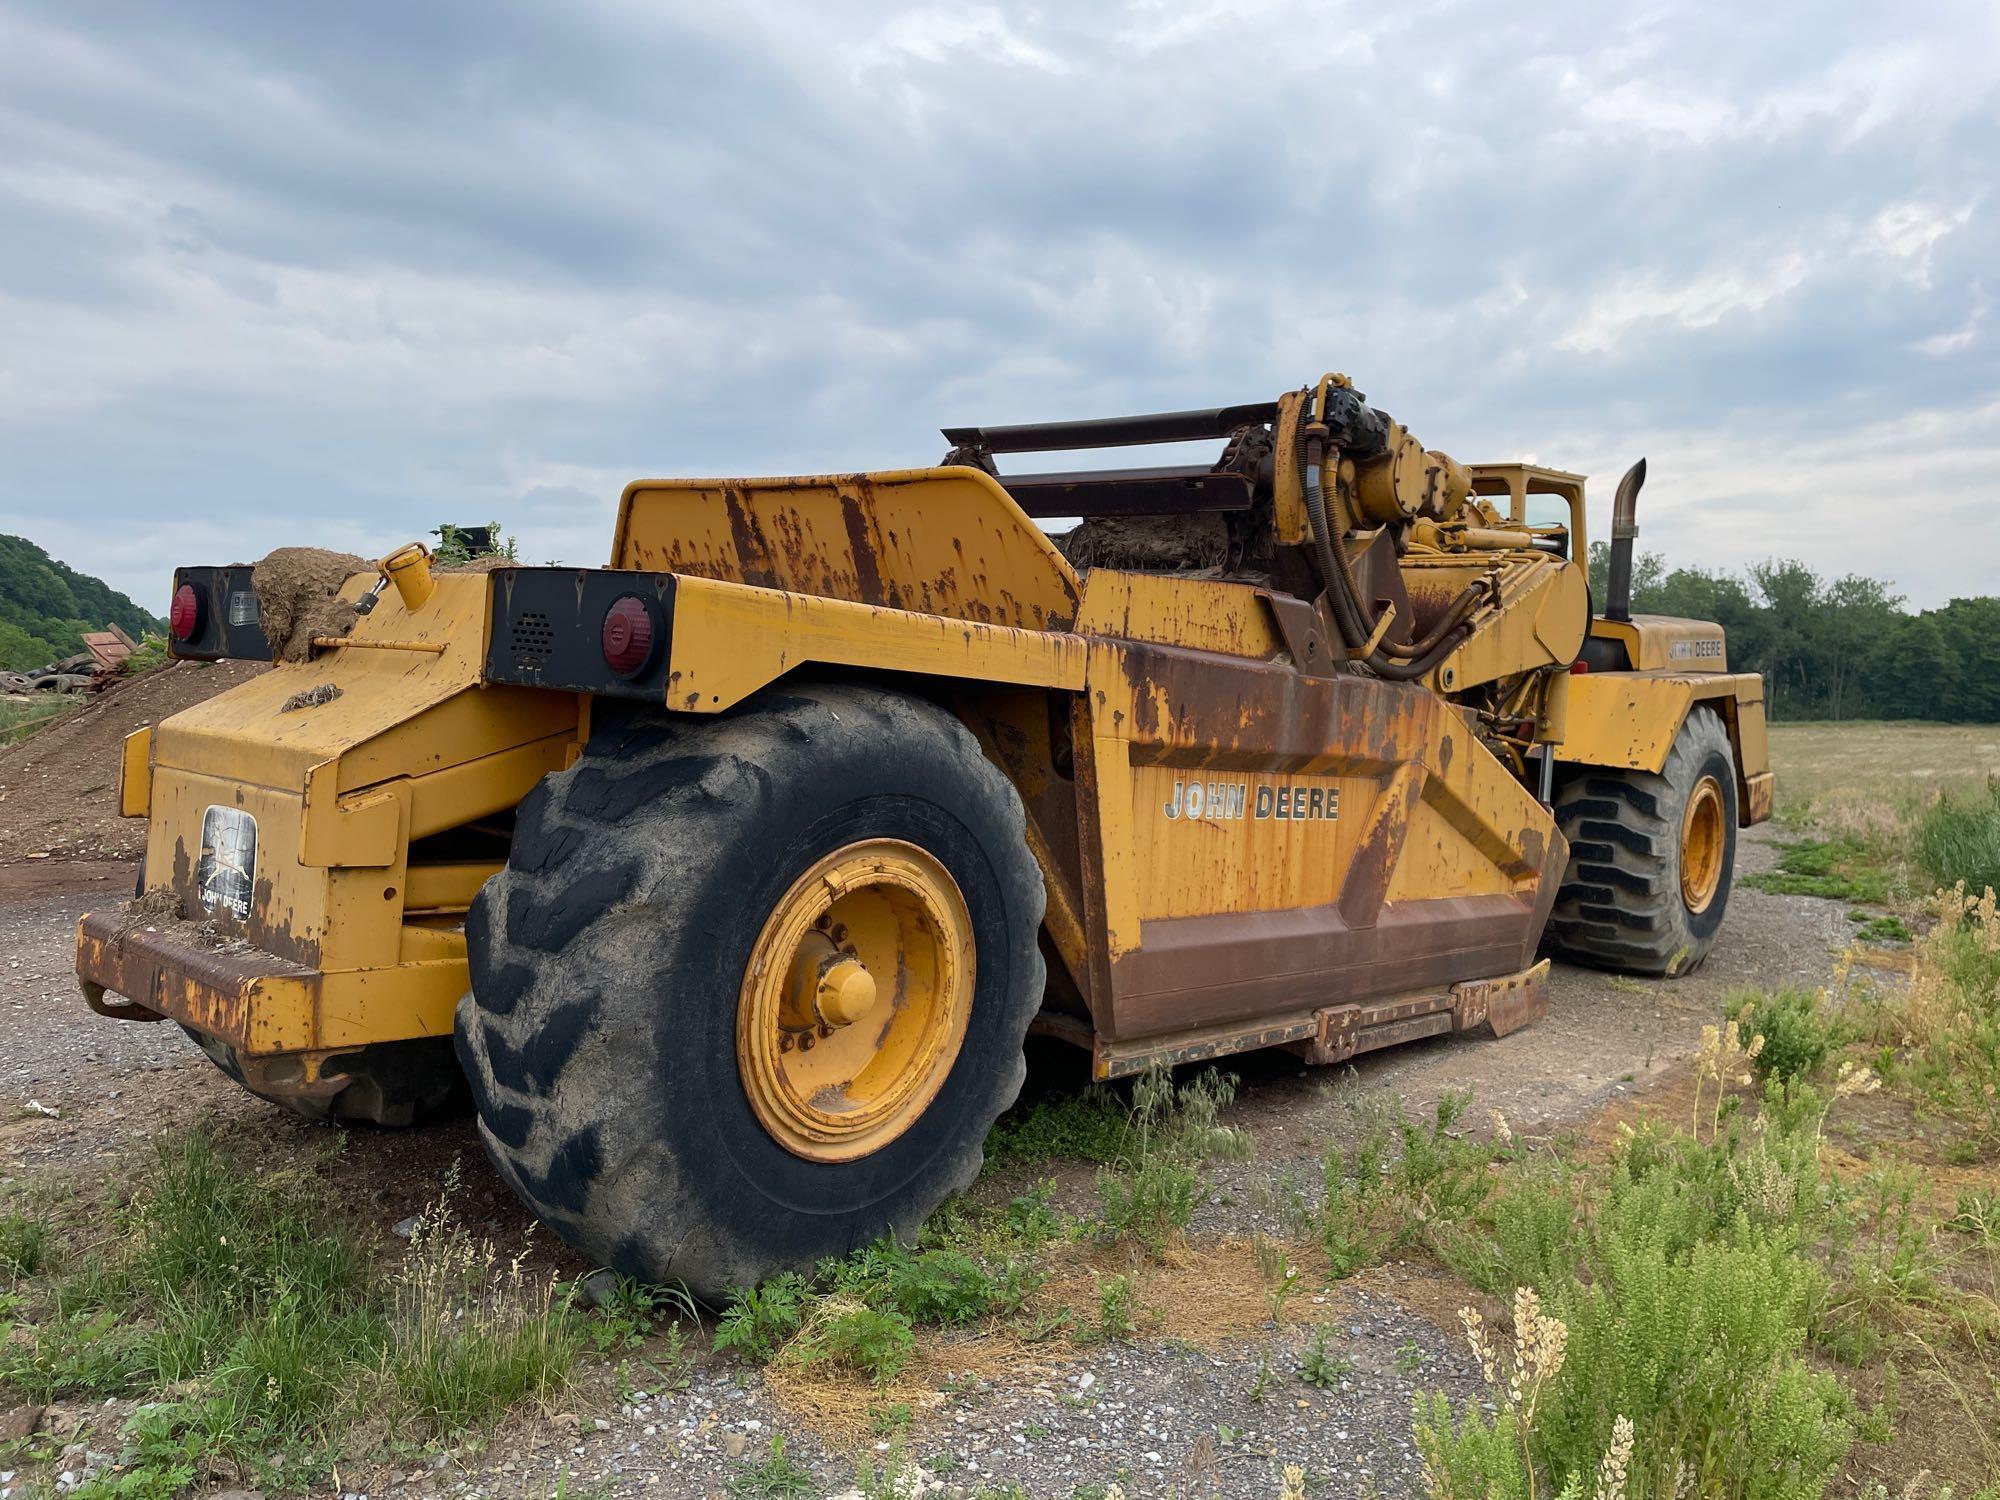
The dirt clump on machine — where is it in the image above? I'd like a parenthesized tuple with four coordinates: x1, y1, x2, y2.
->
(1054, 515, 1229, 572)
(252, 548, 371, 664)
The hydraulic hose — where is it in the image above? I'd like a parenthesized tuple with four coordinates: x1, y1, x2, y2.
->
(1299, 424, 1465, 682)
(1301, 433, 1371, 650)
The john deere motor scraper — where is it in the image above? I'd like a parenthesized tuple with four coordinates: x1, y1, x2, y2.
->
(77, 374, 1771, 1297)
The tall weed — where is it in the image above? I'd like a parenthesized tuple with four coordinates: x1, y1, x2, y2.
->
(384, 1181, 581, 1432)
(1912, 780, 2000, 899)
(1417, 1095, 1854, 1499)
(0, 1206, 49, 1280)
(1322, 1090, 1496, 1276)
(1739, 988, 1845, 1086)
(1882, 885, 2000, 1143)
(1095, 1068, 1251, 1252)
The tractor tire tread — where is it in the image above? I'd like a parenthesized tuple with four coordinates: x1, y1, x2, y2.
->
(1545, 707, 1737, 977)
(455, 684, 1044, 1300)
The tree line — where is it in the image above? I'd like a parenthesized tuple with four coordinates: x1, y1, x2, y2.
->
(1586, 543, 2000, 723)
(0, 535, 165, 674)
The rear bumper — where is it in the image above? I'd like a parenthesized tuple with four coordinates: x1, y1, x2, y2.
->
(75, 909, 320, 1053)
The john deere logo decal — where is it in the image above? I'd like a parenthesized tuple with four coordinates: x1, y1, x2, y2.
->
(1162, 779, 1339, 823)
(197, 805, 257, 921)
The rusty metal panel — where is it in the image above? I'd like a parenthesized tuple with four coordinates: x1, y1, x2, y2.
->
(1073, 572, 1284, 659)
(663, 575, 1087, 713)
(77, 907, 466, 1057)
(953, 688, 1094, 1014)
(613, 468, 1081, 632)
(76, 910, 319, 1052)
(1092, 1012, 1321, 1080)
(1451, 958, 1550, 1038)
(1070, 631, 1564, 1044)
(1554, 670, 1763, 776)
(81, 629, 135, 673)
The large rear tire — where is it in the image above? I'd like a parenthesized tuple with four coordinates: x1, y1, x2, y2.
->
(455, 684, 1045, 1300)
(1546, 707, 1738, 976)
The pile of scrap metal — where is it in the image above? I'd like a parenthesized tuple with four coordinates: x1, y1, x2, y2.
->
(0, 624, 140, 695)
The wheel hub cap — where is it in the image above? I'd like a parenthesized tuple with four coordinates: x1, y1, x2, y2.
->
(738, 839, 974, 1161)
(1680, 775, 1726, 915)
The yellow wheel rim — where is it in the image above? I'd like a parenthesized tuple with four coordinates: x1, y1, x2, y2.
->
(1680, 775, 1726, 915)
(737, 839, 974, 1162)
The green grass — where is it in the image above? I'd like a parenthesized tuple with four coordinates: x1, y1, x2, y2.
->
(1882, 891, 2000, 1148)
(383, 1185, 583, 1432)
(0, 695, 76, 744)
(1094, 1069, 1251, 1252)
(1321, 1089, 1498, 1277)
(728, 1434, 816, 1498)
(1414, 1089, 1856, 1499)
(1738, 988, 1849, 1085)
(784, 1298, 915, 1383)
(1744, 835, 1894, 904)
(1769, 721, 2000, 829)
(0, 1128, 388, 1488)
(1401, 935, 2000, 1500)
(709, 1070, 1249, 1386)
(1848, 910, 1913, 944)
(119, 632, 171, 677)
(1912, 779, 2000, 898)
(1091, 1273, 1136, 1341)
(0, 1125, 616, 1496)
(1297, 1325, 1352, 1388)
(983, 1086, 1134, 1172)
(0, 1207, 49, 1280)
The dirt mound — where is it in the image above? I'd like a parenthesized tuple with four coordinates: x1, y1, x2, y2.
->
(1053, 515, 1229, 572)
(253, 548, 371, 664)
(0, 659, 265, 864)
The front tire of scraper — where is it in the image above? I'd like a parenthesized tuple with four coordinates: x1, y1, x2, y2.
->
(1546, 706, 1738, 976)
(454, 683, 1046, 1302)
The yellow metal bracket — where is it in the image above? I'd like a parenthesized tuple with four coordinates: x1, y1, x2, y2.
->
(300, 761, 404, 869)
(119, 726, 154, 818)
(1351, 601, 1398, 661)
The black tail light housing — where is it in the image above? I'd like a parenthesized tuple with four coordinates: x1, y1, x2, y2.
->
(484, 568, 676, 698)
(168, 566, 272, 662)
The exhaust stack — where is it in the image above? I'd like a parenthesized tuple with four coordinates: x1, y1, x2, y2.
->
(1603, 458, 1647, 622)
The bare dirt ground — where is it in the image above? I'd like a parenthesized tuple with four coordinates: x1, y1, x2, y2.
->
(0, 661, 263, 864)
(0, 818, 1874, 1500)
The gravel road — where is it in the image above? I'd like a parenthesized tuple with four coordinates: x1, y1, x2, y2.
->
(0, 825, 1871, 1499)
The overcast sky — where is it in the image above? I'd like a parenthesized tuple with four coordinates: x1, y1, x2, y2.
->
(2, 0, 1995, 614)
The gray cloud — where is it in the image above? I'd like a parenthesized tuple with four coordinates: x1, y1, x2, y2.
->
(0, 0, 1994, 610)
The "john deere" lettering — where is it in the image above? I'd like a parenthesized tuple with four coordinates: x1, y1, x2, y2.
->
(1162, 779, 1340, 823)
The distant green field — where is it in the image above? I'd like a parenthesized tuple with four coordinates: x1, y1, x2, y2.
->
(1768, 720, 2000, 825)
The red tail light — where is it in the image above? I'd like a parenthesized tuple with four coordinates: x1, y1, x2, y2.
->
(169, 583, 203, 641)
(601, 596, 656, 677)
(1569, 659, 1589, 674)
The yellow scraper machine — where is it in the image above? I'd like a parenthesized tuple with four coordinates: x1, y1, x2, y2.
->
(78, 373, 1770, 1294)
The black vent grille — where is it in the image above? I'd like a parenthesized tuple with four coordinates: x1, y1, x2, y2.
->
(510, 611, 555, 669)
